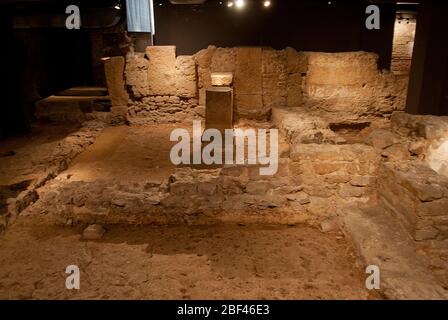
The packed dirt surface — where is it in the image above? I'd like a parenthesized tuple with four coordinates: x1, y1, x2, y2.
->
(0, 211, 379, 300)
(0, 123, 79, 186)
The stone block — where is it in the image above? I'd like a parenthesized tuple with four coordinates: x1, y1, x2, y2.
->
(306, 51, 378, 86)
(211, 72, 233, 86)
(245, 181, 271, 195)
(205, 87, 233, 133)
(104, 56, 129, 107)
(211, 47, 235, 72)
(176, 55, 197, 98)
(285, 47, 308, 74)
(364, 129, 401, 150)
(287, 73, 302, 107)
(235, 47, 262, 95)
(234, 94, 264, 120)
(291, 144, 378, 162)
(339, 184, 367, 198)
(125, 53, 149, 98)
(146, 46, 177, 96)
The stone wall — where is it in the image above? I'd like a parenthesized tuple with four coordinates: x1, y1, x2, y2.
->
(391, 17, 416, 75)
(120, 46, 407, 124)
(378, 162, 448, 241)
(303, 52, 408, 119)
(125, 47, 200, 124)
(390, 112, 448, 177)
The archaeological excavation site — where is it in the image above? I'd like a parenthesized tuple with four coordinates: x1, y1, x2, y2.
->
(1, 0, 448, 302)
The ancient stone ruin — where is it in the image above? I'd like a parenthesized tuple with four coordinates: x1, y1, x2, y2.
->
(2, 44, 448, 300)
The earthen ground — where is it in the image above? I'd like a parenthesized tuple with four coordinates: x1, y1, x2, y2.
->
(0, 212, 378, 300)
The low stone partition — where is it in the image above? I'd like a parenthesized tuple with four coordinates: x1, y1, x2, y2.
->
(37, 141, 384, 227)
(290, 144, 379, 202)
(378, 161, 448, 241)
(38, 163, 309, 226)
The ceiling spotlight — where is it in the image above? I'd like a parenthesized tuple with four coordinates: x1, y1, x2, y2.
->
(227, 1, 234, 7)
(114, 3, 121, 9)
(235, 0, 245, 8)
(263, 1, 271, 7)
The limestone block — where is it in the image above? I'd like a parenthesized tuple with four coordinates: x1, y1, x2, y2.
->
(211, 47, 236, 72)
(287, 73, 302, 107)
(290, 144, 378, 162)
(285, 47, 308, 74)
(211, 72, 233, 86)
(364, 129, 401, 149)
(146, 46, 177, 96)
(104, 56, 129, 107)
(125, 53, 149, 98)
(235, 47, 262, 95)
(205, 87, 233, 133)
(176, 55, 197, 98)
(262, 49, 287, 111)
(194, 45, 216, 69)
(246, 181, 271, 195)
(234, 94, 264, 120)
(195, 46, 216, 105)
(339, 185, 367, 198)
(306, 51, 379, 86)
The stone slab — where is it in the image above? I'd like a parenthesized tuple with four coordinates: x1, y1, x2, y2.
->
(146, 46, 177, 96)
(205, 87, 233, 132)
(104, 56, 129, 107)
(235, 47, 262, 95)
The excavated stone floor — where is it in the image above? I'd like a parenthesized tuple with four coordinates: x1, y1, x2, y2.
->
(1, 116, 448, 299)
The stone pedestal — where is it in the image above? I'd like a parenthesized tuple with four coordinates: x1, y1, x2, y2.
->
(205, 87, 233, 133)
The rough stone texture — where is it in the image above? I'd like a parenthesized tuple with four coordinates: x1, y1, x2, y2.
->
(285, 47, 308, 74)
(128, 96, 199, 124)
(234, 94, 264, 120)
(210, 47, 236, 73)
(235, 47, 262, 95)
(194, 45, 217, 105)
(287, 73, 302, 108)
(104, 56, 129, 107)
(364, 129, 401, 150)
(391, 112, 448, 177)
(285, 47, 306, 108)
(391, 19, 416, 75)
(303, 52, 407, 118)
(176, 55, 197, 98)
(211, 72, 233, 86)
(0, 120, 107, 231)
(378, 161, 448, 241)
(343, 204, 448, 299)
(205, 87, 233, 132)
(146, 46, 177, 96)
(123, 47, 409, 123)
(234, 48, 265, 119)
(82, 224, 106, 240)
(125, 53, 149, 98)
(262, 49, 287, 113)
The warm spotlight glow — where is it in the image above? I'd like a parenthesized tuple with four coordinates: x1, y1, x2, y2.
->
(235, 0, 245, 8)
(227, 1, 234, 7)
(114, 4, 121, 10)
(263, 0, 271, 7)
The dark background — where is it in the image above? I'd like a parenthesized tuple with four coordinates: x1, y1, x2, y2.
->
(154, 0, 396, 69)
